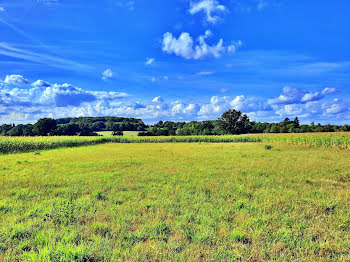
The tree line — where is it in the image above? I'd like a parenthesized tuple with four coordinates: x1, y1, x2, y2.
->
(0, 117, 147, 136)
(139, 110, 350, 136)
(1, 110, 349, 137)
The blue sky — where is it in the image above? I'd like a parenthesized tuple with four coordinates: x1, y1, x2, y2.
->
(0, 0, 349, 124)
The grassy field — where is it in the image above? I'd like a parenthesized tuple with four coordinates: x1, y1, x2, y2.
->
(1, 133, 350, 154)
(0, 142, 349, 261)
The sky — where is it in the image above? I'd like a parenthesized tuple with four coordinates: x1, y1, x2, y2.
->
(0, 0, 349, 124)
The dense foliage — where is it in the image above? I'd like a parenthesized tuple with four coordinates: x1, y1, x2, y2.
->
(0, 117, 147, 137)
(140, 116, 350, 136)
(56, 117, 147, 132)
(0, 112, 349, 137)
(217, 109, 251, 134)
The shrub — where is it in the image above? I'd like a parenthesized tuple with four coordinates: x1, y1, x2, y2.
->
(112, 131, 123, 136)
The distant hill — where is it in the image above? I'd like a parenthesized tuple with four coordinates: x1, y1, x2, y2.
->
(56, 117, 147, 132)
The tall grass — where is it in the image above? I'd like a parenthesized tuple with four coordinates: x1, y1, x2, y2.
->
(0, 136, 259, 154)
(0, 133, 349, 154)
(258, 132, 350, 148)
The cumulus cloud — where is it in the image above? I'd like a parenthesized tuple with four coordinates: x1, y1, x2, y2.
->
(1, 77, 349, 124)
(323, 101, 348, 114)
(32, 80, 51, 88)
(1, 75, 128, 111)
(269, 86, 337, 105)
(276, 104, 304, 116)
(4, 75, 31, 86)
(145, 58, 155, 65)
(102, 69, 113, 81)
(162, 30, 242, 60)
(321, 87, 337, 95)
(301, 87, 337, 102)
(199, 95, 272, 118)
(268, 86, 304, 105)
(152, 96, 164, 103)
(189, 0, 226, 24)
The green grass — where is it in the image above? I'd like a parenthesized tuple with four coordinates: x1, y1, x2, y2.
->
(97, 131, 114, 137)
(0, 142, 349, 261)
(123, 131, 139, 137)
(1, 133, 350, 154)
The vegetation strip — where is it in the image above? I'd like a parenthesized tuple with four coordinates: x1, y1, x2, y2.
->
(1, 133, 350, 154)
(1, 143, 349, 260)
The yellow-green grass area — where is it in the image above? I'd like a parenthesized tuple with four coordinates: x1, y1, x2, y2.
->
(0, 143, 349, 261)
(123, 131, 139, 137)
(0, 136, 259, 154)
(97, 131, 114, 137)
(1, 133, 350, 154)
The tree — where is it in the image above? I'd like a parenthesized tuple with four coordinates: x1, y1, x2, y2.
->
(281, 118, 291, 126)
(112, 131, 124, 136)
(293, 117, 300, 128)
(218, 109, 251, 135)
(33, 118, 57, 136)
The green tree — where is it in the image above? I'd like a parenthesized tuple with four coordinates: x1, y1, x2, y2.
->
(293, 117, 300, 128)
(218, 109, 251, 134)
(33, 118, 57, 136)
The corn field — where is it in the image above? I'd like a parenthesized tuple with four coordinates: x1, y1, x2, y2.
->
(0, 133, 349, 154)
(257, 132, 350, 148)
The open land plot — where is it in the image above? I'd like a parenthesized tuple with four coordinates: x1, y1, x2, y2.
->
(0, 142, 349, 261)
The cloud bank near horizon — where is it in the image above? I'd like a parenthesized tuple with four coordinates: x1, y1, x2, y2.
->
(1, 74, 348, 125)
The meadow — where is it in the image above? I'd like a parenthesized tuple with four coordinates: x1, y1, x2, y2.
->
(0, 138, 349, 261)
(1, 133, 350, 154)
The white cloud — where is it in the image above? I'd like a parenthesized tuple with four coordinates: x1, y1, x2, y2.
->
(199, 95, 272, 118)
(151, 76, 168, 82)
(162, 30, 241, 60)
(0, 43, 92, 72)
(321, 87, 336, 95)
(324, 102, 348, 114)
(102, 69, 113, 81)
(269, 86, 337, 105)
(32, 80, 51, 88)
(196, 71, 214, 76)
(152, 96, 164, 103)
(268, 86, 304, 105)
(4, 75, 31, 86)
(1, 76, 128, 111)
(301, 87, 337, 102)
(1, 78, 349, 124)
(0, 7, 5, 12)
(189, 0, 226, 24)
(145, 58, 155, 65)
(276, 104, 304, 116)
